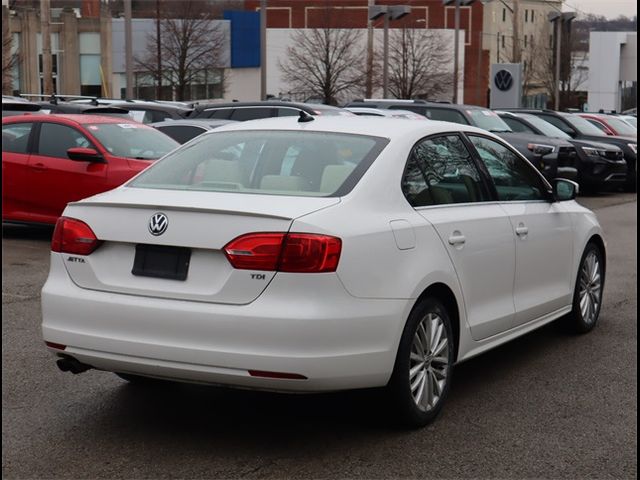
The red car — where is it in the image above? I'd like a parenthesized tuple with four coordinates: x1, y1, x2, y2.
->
(578, 113, 637, 138)
(2, 114, 179, 225)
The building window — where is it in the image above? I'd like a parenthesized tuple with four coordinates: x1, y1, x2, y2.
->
(79, 33, 102, 97)
(531, 10, 535, 22)
(502, 35, 505, 48)
(524, 35, 528, 47)
(503, 8, 506, 22)
(525, 9, 529, 22)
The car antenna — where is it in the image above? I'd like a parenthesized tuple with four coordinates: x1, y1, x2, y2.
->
(298, 110, 314, 123)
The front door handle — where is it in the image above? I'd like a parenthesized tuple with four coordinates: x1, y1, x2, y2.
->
(30, 163, 47, 172)
(515, 225, 529, 237)
(448, 233, 466, 246)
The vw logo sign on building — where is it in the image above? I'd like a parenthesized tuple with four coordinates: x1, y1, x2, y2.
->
(494, 69, 514, 91)
(148, 213, 169, 236)
(489, 63, 523, 109)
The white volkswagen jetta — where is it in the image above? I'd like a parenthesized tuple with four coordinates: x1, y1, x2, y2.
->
(42, 115, 605, 427)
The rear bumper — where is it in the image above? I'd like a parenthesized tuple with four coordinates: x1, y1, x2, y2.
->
(42, 254, 408, 392)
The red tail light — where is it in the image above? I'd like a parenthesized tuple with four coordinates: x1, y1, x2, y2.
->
(224, 233, 341, 273)
(51, 217, 102, 255)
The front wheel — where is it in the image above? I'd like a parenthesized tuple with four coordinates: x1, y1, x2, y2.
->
(566, 242, 605, 333)
(387, 297, 455, 428)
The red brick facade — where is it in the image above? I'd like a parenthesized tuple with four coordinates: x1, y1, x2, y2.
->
(245, 0, 489, 106)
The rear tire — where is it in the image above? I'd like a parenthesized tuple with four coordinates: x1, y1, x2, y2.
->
(387, 297, 455, 428)
(565, 242, 605, 333)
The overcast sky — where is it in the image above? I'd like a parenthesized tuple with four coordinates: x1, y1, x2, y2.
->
(566, 0, 638, 19)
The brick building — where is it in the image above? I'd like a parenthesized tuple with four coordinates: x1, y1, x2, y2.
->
(245, 0, 490, 106)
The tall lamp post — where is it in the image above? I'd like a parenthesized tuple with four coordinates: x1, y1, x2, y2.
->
(444, 0, 476, 104)
(368, 4, 411, 99)
(549, 11, 576, 110)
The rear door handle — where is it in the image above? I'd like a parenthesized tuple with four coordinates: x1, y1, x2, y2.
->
(448, 233, 466, 246)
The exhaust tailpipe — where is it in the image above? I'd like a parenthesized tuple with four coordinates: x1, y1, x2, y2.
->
(56, 356, 91, 374)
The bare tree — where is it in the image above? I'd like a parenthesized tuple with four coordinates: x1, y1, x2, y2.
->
(382, 27, 451, 100)
(135, 1, 227, 101)
(279, 28, 366, 105)
(2, 7, 17, 95)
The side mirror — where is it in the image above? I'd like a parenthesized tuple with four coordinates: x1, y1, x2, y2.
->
(67, 147, 103, 162)
(552, 178, 579, 201)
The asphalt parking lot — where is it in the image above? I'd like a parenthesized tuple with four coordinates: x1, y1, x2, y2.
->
(2, 193, 637, 479)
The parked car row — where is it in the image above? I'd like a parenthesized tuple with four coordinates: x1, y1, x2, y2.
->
(344, 99, 636, 192)
(2, 95, 636, 227)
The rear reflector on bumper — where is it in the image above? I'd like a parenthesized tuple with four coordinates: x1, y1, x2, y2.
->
(45, 341, 67, 350)
(248, 370, 308, 380)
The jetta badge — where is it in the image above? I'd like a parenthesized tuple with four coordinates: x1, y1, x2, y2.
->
(148, 213, 168, 236)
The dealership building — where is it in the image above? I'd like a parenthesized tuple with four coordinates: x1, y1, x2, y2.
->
(3, 0, 563, 106)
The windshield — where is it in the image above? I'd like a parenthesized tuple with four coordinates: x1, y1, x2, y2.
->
(520, 114, 571, 139)
(563, 114, 608, 136)
(605, 116, 637, 136)
(130, 130, 387, 197)
(467, 109, 512, 132)
(85, 123, 179, 160)
(622, 116, 637, 128)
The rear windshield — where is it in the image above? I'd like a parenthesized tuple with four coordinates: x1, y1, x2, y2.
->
(129, 130, 388, 197)
(85, 123, 179, 160)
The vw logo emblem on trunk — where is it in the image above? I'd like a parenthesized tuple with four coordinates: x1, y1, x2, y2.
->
(148, 213, 168, 236)
(494, 70, 514, 91)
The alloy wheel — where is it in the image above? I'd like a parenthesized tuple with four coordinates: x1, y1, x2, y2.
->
(578, 251, 602, 325)
(409, 313, 450, 411)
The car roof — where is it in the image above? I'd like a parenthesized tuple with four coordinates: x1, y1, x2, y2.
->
(150, 119, 237, 128)
(345, 100, 487, 111)
(205, 115, 491, 140)
(2, 113, 141, 125)
(108, 101, 192, 112)
(193, 101, 345, 112)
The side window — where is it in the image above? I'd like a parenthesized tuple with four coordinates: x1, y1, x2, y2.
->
(230, 108, 274, 121)
(538, 114, 574, 136)
(205, 109, 232, 119)
(151, 110, 171, 123)
(586, 119, 608, 133)
(402, 135, 489, 207)
(388, 105, 427, 116)
(157, 125, 207, 144)
(38, 123, 91, 158)
(502, 117, 535, 134)
(423, 108, 470, 125)
(2, 123, 33, 154)
(468, 135, 547, 201)
(276, 108, 300, 117)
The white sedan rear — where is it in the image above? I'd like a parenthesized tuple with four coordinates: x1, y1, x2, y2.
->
(41, 116, 605, 427)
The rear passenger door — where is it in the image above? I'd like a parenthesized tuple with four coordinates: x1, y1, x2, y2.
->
(404, 134, 516, 340)
(2, 122, 35, 219)
(467, 135, 574, 326)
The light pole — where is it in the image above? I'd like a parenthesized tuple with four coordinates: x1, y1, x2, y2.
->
(260, 0, 267, 100)
(368, 4, 411, 99)
(549, 11, 576, 110)
(443, 1, 475, 104)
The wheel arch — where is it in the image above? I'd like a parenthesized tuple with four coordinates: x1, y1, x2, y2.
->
(414, 282, 461, 361)
(587, 233, 607, 275)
